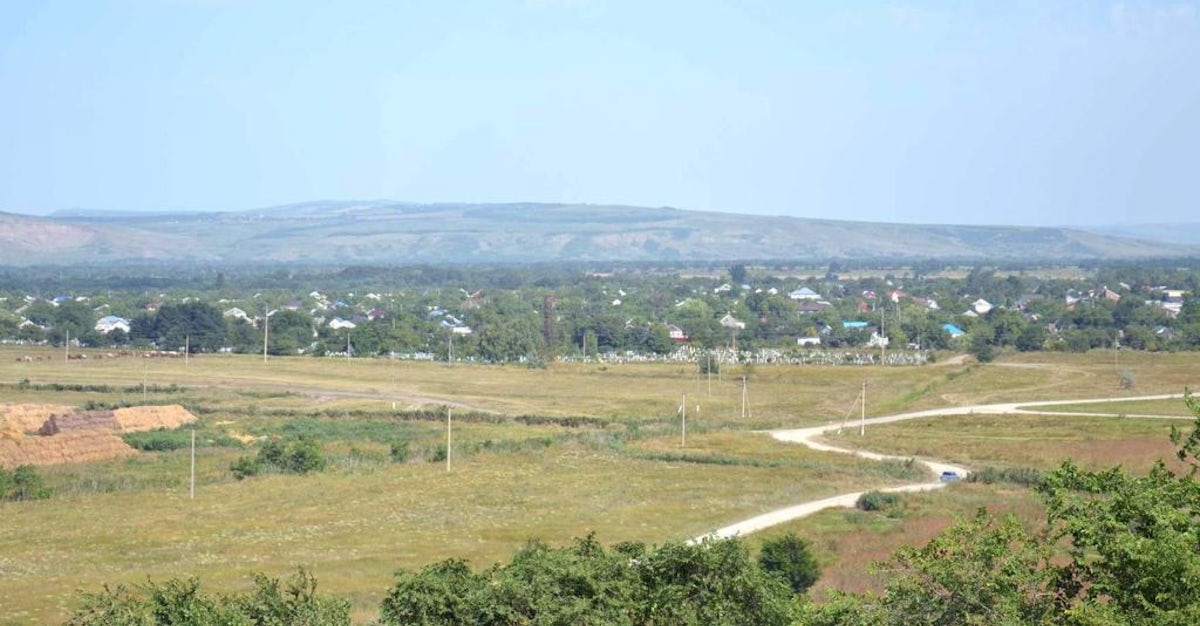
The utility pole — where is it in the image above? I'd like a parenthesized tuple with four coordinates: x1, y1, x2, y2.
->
(680, 394, 686, 447)
(262, 307, 269, 363)
(184, 335, 189, 367)
(881, 311, 887, 365)
(860, 380, 866, 437)
(446, 407, 452, 472)
(189, 429, 196, 500)
(741, 376, 748, 418)
(64, 329, 69, 362)
(706, 352, 712, 396)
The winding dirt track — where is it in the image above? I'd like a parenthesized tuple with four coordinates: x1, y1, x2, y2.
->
(692, 393, 1188, 542)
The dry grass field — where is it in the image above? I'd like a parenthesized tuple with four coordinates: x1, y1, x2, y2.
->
(1, 346, 1198, 623)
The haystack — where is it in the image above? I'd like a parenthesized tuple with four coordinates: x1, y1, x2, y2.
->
(0, 404, 199, 468)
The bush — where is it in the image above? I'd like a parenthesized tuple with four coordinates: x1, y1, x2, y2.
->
(966, 466, 1043, 487)
(68, 569, 350, 625)
(379, 534, 795, 626)
(230, 455, 263, 480)
(287, 437, 327, 474)
(0, 465, 52, 501)
(856, 490, 903, 516)
(389, 439, 411, 463)
(758, 533, 821, 594)
(230, 436, 326, 479)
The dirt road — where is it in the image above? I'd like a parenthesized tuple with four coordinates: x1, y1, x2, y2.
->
(693, 393, 1188, 541)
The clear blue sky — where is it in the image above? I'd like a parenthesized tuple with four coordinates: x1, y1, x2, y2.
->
(1, 1, 1196, 226)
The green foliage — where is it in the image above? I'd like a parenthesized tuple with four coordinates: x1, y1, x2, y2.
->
(757, 533, 820, 594)
(965, 465, 1044, 487)
(0, 464, 52, 501)
(121, 428, 242, 453)
(66, 569, 350, 626)
(229, 455, 262, 480)
(379, 533, 795, 626)
(967, 330, 995, 363)
(856, 490, 903, 516)
(389, 439, 411, 463)
(230, 436, 327, 480)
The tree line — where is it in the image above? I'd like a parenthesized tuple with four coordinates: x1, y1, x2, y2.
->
(4, 263, 1200, 361)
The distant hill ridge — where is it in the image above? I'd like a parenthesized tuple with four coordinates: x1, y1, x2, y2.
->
(1, 201, 1195, 266)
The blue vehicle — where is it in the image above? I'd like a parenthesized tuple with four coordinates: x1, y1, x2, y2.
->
(940, 471, 960, 482)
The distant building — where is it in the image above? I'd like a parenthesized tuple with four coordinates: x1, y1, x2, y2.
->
(720, 314, 746, 330)
(94, 315, 131, 334)
(223, 307, 251, 322)
(788, 287, 821, 300)
(329, 317, 357, 330)
(667, 324, 690, 342)
(971, 298, 993, 315)
(797, 301, 831, 314)
(796, 336, 821, 346)
(942, 323, 966, 338)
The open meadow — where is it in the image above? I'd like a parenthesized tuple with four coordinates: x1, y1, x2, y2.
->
(1, 347, 1199, 623)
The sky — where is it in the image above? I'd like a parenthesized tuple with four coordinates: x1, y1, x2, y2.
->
(0, 1, 1197, 226)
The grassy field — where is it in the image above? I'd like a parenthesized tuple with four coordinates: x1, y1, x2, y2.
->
(2, 347, 1199, 623)
(820, 411, 1190, 473)
(1020, 397, 1196, 417)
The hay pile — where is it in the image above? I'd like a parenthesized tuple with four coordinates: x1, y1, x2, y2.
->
(113, 405, 197, 432)
(0, 404, 198, 468)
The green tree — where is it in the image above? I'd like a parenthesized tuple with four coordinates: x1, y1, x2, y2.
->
(968, 328, 995, 363)
(757, 533, 820, 594)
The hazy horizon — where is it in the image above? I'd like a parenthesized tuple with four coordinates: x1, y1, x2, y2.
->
(2, 1, 1197, 227)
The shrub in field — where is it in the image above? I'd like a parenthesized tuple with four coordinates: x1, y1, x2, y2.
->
(966, 466, 1044, 487)
(230, 436, 327, 479)
(389, 439, 411, 463)
(0, 465, 51, 501)
(856, 490, 903, 516)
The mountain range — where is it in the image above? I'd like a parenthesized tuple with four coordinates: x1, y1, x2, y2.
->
(0, 201, 1193, 266)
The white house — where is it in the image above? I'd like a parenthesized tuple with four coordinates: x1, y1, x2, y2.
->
(796, 336, 821, 347)
(223, 307, 251, 322)
(971, 298, 993, 315)
(788, 287, 821, 300)
(667, 324, 690, 342)
(329, 317, 357, 330)
(720, 314, 746, 330)
(94, 315, 131, 334)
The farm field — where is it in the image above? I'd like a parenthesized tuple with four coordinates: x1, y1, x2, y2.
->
(1, 346, 1198, 623)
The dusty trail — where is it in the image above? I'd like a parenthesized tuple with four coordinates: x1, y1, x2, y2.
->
(692, 393, 1187, 542)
